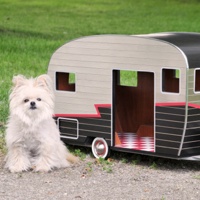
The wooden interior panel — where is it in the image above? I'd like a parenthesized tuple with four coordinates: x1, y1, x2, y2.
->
(162, 69, 179, 93)
(195, 70, 200, 92)
(136, 125, 154, 137)
(115, 132, 122, 145)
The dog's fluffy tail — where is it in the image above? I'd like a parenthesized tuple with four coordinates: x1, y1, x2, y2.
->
(67, 153, 79, 163)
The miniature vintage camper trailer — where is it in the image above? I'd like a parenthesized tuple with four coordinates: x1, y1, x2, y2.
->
(47, 32, 200, 160)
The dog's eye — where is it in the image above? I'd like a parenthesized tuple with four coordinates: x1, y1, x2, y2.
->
(24, 99, 29, 103)
(37, 98, 41, 101)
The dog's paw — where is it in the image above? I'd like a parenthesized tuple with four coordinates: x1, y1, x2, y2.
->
(34, 163, 51, 172)
(5, 159, 31, 173)
(8, 165, 30, 173)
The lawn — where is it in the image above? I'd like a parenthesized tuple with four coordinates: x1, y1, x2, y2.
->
(1, 0, 200, 151)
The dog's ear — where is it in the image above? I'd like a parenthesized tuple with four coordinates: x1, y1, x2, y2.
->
(35, 74, 53, 90)
(12, 75, 26, 88)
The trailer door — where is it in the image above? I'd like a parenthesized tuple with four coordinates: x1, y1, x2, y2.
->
(113, 70, 155, 152)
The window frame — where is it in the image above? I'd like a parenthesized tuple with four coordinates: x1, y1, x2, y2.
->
(161, 67, 181, 95)
(55, 71, 76, 92)
(194, 68, 200, 93)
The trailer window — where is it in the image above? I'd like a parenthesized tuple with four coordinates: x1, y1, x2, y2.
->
(118, 70, 138, 87)
(195, 69, 200, 92)
(162, 68, 180, 93)
(56, 72, 76, 92)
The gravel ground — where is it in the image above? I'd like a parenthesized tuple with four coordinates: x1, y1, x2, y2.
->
(1, 150, 200, 200)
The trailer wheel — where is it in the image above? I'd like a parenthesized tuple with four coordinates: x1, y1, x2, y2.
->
(91, 137, 109, 159)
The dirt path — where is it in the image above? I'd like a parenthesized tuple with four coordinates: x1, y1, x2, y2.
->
(1, 151, 200, 200)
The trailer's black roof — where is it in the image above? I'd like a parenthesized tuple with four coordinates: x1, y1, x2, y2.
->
(145, 32, 200, 68)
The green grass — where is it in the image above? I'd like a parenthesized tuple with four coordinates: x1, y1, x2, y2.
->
(0, 125, 6, 153)
(120, 70, 138, 87)
(96, 157, 113, 173)
(1, 0, 200, 153)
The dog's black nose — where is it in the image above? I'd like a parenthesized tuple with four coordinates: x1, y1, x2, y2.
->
(30, 101, 36, 110)
(30, 101, 36, 106)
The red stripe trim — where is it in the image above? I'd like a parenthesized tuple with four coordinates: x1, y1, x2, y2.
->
(189, 103, 200, 109)
(156, 102, 186, 107)
(54, 102, 200, 118)
(54, 104, 111, 118)
(156, 102, 200, 109)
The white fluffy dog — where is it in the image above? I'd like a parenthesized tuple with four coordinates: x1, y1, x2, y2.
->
(5, 74, 77, 173)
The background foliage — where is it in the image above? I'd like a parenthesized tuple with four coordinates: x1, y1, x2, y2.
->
(1, 0, 200, 142)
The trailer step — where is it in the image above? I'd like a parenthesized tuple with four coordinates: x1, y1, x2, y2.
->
(115, 132, 154, 152)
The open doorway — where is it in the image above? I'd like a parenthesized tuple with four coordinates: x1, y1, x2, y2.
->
(113, 70, 155, 152)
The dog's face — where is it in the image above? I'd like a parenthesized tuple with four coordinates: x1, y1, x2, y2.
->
(19, 86, 50, 114)
(9, 74, 54, 123)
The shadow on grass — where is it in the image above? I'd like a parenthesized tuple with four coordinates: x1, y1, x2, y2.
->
(111, 151, 200, 172)
(68, 145, 200, 171)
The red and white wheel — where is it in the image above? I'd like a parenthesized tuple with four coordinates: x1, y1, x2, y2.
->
(91, 137, 109, 159)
